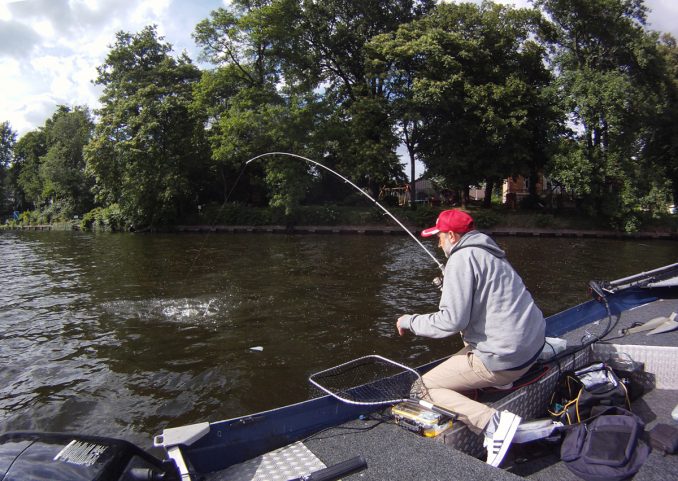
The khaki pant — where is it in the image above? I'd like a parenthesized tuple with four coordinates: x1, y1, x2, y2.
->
(419, 345, 532, 434)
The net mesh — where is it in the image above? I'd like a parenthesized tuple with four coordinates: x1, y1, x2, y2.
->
(309, 355, 428, 405)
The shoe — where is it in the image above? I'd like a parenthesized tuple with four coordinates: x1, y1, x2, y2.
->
(512, 419, 563, 444)
(494, 382, 513, 390)
(484, 410, 522, 467)
(481, 382, 513, 392)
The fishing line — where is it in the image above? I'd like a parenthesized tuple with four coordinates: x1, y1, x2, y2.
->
(245, 152, 444, 272)
(188, 151, 443, 318)
(185, 162, 249, 290)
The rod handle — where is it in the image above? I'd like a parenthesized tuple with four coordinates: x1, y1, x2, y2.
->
(293, 455, 367, 481)
(418, 400, 459, 421)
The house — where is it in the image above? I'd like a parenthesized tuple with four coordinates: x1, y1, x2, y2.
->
(502, 174, 548, 208)
(379, 179, 456, 206)
(381, 174, 552, 208)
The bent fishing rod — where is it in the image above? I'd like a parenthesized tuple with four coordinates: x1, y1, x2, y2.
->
(244, 152, 444, 273)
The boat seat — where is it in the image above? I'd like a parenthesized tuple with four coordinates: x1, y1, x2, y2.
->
(439, 348, 592, 458)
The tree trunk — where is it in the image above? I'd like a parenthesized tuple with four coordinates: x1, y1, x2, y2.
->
(403, 121, 416, 209)
(461, 186, 470, 208)
(483, 178, 494, 208)
(528, 170, 539, 198)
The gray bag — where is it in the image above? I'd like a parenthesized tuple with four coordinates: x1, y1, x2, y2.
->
(560, 406, 650, 481)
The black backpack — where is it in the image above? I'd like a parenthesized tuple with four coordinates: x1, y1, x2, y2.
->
(560, 406, 650, 481)
(549, 362, 630, 424)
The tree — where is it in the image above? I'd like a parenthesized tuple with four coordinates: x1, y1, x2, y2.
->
(365, 25, 425, 204)
(39, 106, 94, 216)
(537, 0, 666, 226)
(9, 107, 94, 219)
(14, 130, 47, 209)
(86, 25, 207, 228)
(287, 0, 435, 192)
(192, 0, 433, 210)
(0, 121, 17, 214)
(645, 34, 678, 209)
(368, 1, 556, 205)
(193, 1, 325, 214)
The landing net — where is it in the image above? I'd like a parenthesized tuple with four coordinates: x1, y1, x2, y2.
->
(308, 355, 428, 406)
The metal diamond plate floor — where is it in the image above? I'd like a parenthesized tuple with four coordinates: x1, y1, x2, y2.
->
(206, 441, 326, 481)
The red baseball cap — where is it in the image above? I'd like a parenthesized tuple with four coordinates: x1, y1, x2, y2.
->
(421, 209, 475, 237)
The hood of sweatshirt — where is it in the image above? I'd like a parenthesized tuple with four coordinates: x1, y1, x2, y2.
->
(449, 230, 506, 259)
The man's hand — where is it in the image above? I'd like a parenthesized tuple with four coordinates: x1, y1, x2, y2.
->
(396, 315, 409, 336)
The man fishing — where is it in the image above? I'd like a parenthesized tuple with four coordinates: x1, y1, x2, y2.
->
(396, 209, 545, 467)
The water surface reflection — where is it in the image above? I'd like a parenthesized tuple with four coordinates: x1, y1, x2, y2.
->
(0, 231, 675, 448)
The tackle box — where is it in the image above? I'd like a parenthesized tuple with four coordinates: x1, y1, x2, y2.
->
(390, 400, 454, 437)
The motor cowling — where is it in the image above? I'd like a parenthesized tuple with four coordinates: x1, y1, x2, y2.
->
(0, 432, 178, 481)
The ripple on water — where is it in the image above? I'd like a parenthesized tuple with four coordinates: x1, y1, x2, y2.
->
(1, 231, 677, 450)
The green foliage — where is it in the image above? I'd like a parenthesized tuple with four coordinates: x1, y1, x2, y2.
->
(368, 1, 558, 195)
(10, 107, 94, 216)
(196, 0, 427, 199)
(40, 106, 94, 214)
(0, 121, 14, 169)
(199, 202, 272, 225)
(18, 210, 41, 225)
(470, 209, 501, 229)
(535, 214, 555, 228)
(80, 204, 125, 232)
(14, 130, 47, 208)
(645, 34, 678, 210)
(408, 206, 441, 228)
(193, 202, 396, 226)
(9, 199, 78, 226)
(537, 0, 669, 230)
(0, 121, 17, 213)
(41, 199, 75, 223)
(334, 97, 403, 187)
(86, 26, 206, 229)
(395, 206, 501, 229)
(192, 4, 323, 213)
(623, 215, 640, 234)
(5, 0, 678, 234)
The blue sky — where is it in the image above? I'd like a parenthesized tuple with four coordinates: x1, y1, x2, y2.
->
(0, 0, 676, 176)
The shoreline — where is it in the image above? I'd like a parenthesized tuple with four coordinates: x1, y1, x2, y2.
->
(5, 223, 677, 240)
(173, 224, 678, 240)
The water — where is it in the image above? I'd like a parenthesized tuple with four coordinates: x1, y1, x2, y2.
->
(0, 230, 675, 449)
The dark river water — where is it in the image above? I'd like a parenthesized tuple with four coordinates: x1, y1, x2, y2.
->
(0, 230, 675, 449)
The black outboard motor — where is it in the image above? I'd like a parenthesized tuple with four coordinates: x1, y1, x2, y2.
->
(0, 432, 179, 481)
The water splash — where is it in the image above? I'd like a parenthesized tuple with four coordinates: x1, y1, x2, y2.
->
(102, 296, 231, 327)
(161, 299, 216, 320)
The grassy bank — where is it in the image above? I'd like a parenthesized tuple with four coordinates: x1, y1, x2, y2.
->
(181, 203, 678, 234)
(4, 202, 677, 234)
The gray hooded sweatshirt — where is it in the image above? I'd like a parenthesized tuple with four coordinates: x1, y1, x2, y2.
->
(399, 230, 545, 371)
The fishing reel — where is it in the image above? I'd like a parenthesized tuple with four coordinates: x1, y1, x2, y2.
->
(432, 276, 444, 291)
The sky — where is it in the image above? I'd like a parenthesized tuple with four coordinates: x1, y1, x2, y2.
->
(1, 0, 677, 158)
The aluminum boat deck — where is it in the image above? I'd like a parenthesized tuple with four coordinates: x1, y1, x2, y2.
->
(205, 293, 678, 481)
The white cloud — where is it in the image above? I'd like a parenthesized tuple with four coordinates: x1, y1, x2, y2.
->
(644, 0, 678, 36)
(0, 0, 226, 136)
(0, 3, 10, 21)
(0, 19, 39, 57)
(129, 0, 171, 25)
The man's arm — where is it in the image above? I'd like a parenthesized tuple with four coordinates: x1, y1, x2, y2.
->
(397, 254, 474, 337)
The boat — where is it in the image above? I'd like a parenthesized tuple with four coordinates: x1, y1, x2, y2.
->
(2, 262, 678, 481)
